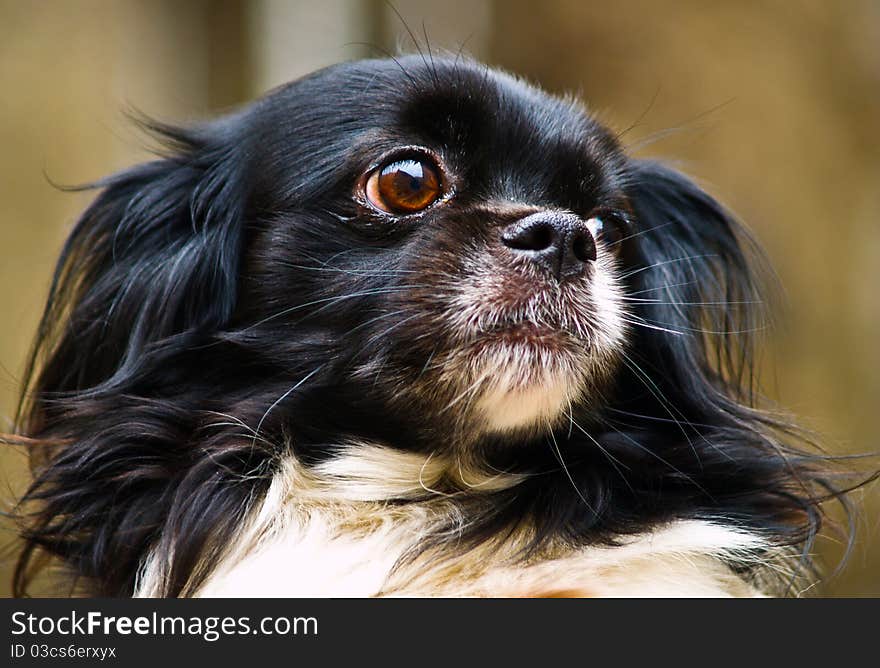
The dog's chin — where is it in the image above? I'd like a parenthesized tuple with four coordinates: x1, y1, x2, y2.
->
(464, 325, 600, 435)
(476, 373, 577, 434)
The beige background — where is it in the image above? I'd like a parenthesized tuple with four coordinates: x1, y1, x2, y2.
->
(1, 0, 878, 596)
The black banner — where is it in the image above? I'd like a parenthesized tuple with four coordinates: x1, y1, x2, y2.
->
(1, 597, 874, 665)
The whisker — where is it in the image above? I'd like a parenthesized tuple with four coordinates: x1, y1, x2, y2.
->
(441, 366, 493, 414)
(614, 85, 661, 142)
(362, 312, 423, 347)
(566, 398, 575, 441)
(596, 415, 710, 496)
(621, 351, 736, 464)
(563, 408, 634, 494)
(622, 97, 736, 153)
(277, 260, 417, 276)
(618, 352, 702, 466)
(626, 281, 699, 296)
(247, 286, 428, 330)
(338, 308, 414, 339)
(621, 298, 762, 306)
(545, 420, 597, 516)
(620, 313, 767, 337)
(605, 407, 715, 430)
(609, 221, 674, 246)
(251, 365, 326, 451)
(619, 316, 686, 336)
(619, 254, 720, 280)
(416, 345, 440, 381)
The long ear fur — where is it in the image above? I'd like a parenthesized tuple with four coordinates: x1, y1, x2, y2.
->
(617, 160, 865, 578)
(25, 121, 245, 398)
(622, 159, 769, 405)
(11, 121, 270, 597)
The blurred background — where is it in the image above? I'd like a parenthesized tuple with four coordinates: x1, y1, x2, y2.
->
(1, 0, 878, 596)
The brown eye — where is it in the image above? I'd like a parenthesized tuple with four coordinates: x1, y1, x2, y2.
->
(365, 157, 443, 214)
(586, 210, 628, 248)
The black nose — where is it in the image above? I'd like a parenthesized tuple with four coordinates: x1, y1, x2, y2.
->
(501, 212, 597, 281)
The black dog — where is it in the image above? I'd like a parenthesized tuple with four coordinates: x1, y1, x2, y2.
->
(12, 55, 858, 597)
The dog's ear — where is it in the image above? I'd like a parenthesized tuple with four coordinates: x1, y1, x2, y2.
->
(13, 121, 256, 597)
(619, 161, 867, 569)
(621, 159, 770, 403)
(27, 120, 247, 402)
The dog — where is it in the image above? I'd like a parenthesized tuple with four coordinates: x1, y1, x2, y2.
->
(10, 55, 862, 597)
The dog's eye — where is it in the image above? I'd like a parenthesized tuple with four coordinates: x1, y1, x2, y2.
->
(365, 157, 443, 214)
(586, 210, 628, 248)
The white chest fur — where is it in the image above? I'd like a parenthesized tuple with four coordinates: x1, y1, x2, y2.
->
(193, 514, 767, 598)
(134, 446, 773, 598)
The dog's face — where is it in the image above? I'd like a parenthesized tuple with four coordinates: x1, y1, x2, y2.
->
(19, 55, 847, 598)
(239, 57, 631, 442)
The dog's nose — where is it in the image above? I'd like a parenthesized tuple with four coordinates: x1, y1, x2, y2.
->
(501, 212, 597, 281)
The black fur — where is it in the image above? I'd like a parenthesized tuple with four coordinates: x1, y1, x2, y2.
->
(11, 56, 864, 597)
